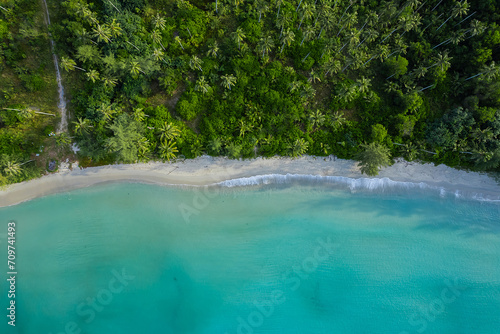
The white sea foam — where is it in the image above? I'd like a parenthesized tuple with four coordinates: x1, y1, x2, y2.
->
(215, 174, 500, 202)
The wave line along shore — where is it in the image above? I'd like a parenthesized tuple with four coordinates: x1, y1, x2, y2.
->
(1, 156, 499, 207)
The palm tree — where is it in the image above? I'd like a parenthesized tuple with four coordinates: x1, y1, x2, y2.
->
(73, 117, 92, 134)
(152, 29, 166, 50)
(356, 142, 391, 176)
(308, 69, 321, 83)
(153, 14, 166, 31)
(208, 137, 223, 154)
(255, 0, 269, 22)
(3, 160, 22, 177)
(189, 55, 203, 72)
(86, 69, 100, 83)
(93, 24, 112, 43)
(275, 0, 284, 19)
(330, 111, 346, 130)
(300, 26, 315, 46)
(129, 61, 145, 76)
(99, 103, 118, 122)
(102, 76, 118, 88)
(137, 137, 151, 161)
(431, 52, 452, 71)
(175, 36, 184, 50)
(207, 41, 219, 58)
(231, 27, 246, 49)
(226, 142, 242, 159)
(469, 19, 486, 37)
(481, 61, 500, 80)
(133, 108, 146, 122)
(152, 48, 165, 62)
(221, 74, 237, 90)
(298, 2, 314, 29)
(257, 36, 274, 57)
(412, 65, 428, 78)
(277, 12, 292, 38)
(158, 122, 181, 142)
(357, 77, 371, 93)
(323, 59, 341, 77)
(280, 29, 295, 53)
(60, 57, 86, 72)
(288, 138, 309, 157)
(109, 19, 122, 37)
(159, 140, 178, 161)
(308, 109, 325, 129)
(317, 11, 335, 38)
(195, 76, 210, 94)
(437, 0, 469, 32)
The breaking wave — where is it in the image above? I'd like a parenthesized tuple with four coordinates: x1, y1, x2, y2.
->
(214, 174, 500, 202)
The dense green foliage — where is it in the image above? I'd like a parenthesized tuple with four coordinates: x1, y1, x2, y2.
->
(2, 0, 500, 180)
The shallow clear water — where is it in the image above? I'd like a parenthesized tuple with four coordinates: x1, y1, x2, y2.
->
(1, 181, 499, 334)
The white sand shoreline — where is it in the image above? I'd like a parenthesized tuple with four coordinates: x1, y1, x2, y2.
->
(1, 155, 499, 207)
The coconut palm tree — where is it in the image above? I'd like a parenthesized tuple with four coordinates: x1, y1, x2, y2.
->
(431, 52, 452, 71)
(207, 41, 219, 58)
(288, 138, 309, 157)
(308, 69, 321, 83)
(137, 137, 150, 161)
(158, 122, 181, 142)
(300, 26, 315, 46)
(3, 160, 22, 177)
(99, 103, 118, 122)
(86, 69, 100, 83)
(330, 111, 346, 130)
(412, 65, 428, 78)
(275, 0, 284, 19)
(175, 36, 184, 50)
(323, 59, 341, 77)
(109, 19, 122, 37)
(189, 55, 203, 72)
(152, 48, 165, 63)
(436, 0, 469, 32)
(195, 76, 210, 94)
(298, 2, 314, 29)
(221, 74, 237, 90)
(357, 77, 371, 93)
(93, 24, 112, 43)
(280, 29, 295, 53)
(226, 143, 242, 159)
(208, 137, 223, 154)
(257, 36, 274, 57)
(102, 76, 118, 88)
(231, 27, 246, 49)
(129, 61, 145, 76)
(73, 117, 92, 134)
(151, 29, 165, 50)
(308, 109, 325, 129)
(153, 13, 166, 31)
(133, 108, 146, 122)
(277, 12, 292, 38)
(60, 57, 86, 72)
(159, 140, 178, 161)
(255, 0, 269, 23)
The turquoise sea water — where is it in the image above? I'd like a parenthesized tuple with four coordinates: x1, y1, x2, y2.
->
(1, 179, 499, 334)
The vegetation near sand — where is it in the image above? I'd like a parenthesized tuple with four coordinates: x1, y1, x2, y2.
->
(0, 0, 500, 186)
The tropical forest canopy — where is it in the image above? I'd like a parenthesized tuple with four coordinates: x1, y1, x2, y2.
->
(1, 0, 500, 182)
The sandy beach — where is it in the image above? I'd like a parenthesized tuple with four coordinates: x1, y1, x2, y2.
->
(1, 156, 499, 207)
